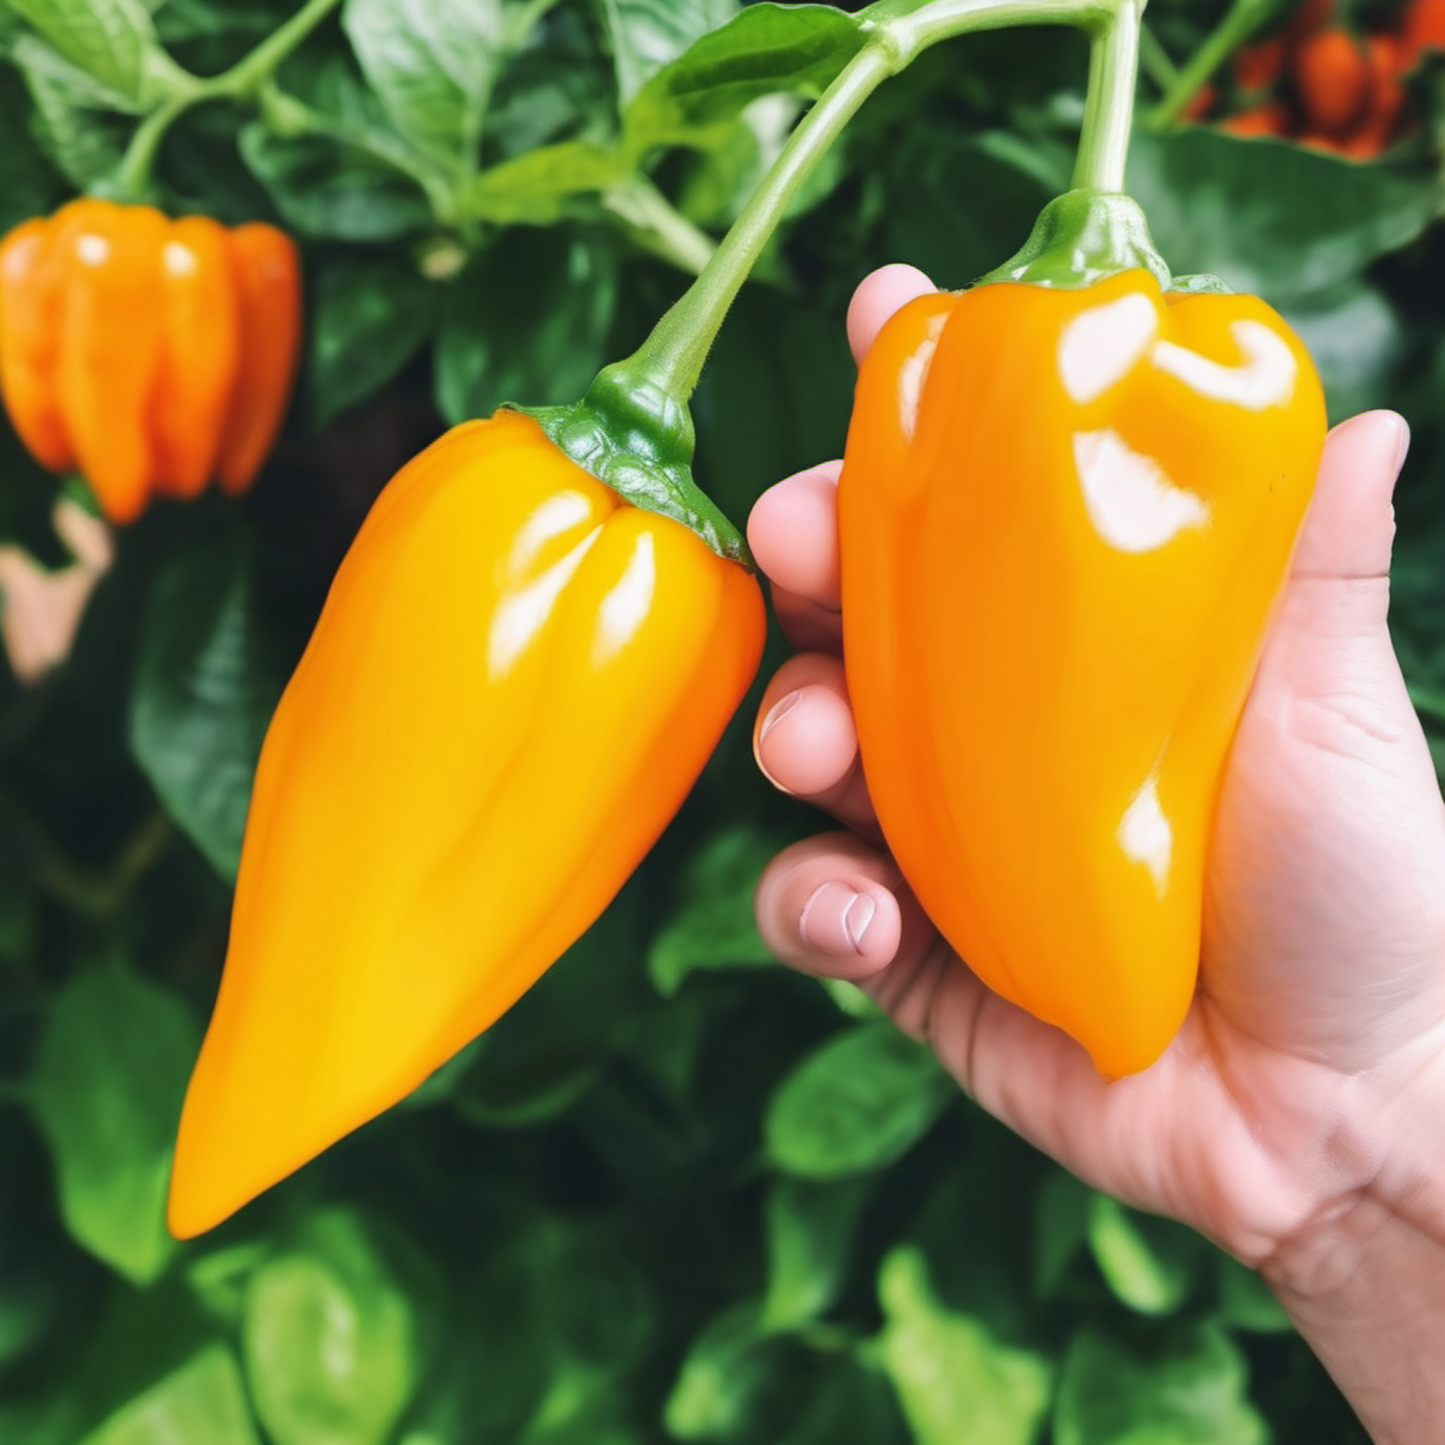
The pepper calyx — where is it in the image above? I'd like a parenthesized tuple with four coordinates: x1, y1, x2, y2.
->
(976, 188, 1178, 291)
(509, 361, 750, 567)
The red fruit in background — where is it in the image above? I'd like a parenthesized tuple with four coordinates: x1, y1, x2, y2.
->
(1222, 100, 1292, 137)
(1293, 27, 1373, 136)
(1234, 36, 1288, 93)
(1402, 0, 1445, 66)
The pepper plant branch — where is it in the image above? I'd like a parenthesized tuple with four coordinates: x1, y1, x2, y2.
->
(205, 0, 344, 100)
(1138, 21, 1182, 94)
(110, 0, 343, 199)
(1073, 0, 1143, 192)
(1148, 0, 1278, 126)
(604, 176, 717, 276)
(626, 0, 1143, 403)
(628, 42, 895, 401)
(112, 91, 199, 200)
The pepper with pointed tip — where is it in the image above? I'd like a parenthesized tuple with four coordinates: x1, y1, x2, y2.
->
(167, 408, 764, 1238)
(838, 191, 1326, 1077)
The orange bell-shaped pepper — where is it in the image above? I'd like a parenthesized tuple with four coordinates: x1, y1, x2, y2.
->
(168, 409, 764, 1237)
(0, 199, 300, 523)
(839, 192, 1326, 1078)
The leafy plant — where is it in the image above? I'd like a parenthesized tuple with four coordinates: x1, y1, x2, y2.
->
(0, 1, 1433, 1441)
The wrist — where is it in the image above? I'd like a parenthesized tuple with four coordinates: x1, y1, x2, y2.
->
(1259, 1045, 1445, 1444)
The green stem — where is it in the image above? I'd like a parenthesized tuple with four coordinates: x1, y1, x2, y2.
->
(604, 176, 717, 276)
(1073, 0, 1141, 190)
(1138, 21, 1181, 95)
(109, 0, 342, 199)
(624, 0, 1137, 403)
(626, 43, 895, 402)
(111, 91, 199, 201)
(1149, 0, 1276, 126)
(875, 0, 1116, 53)
(208, 0, 344, 99)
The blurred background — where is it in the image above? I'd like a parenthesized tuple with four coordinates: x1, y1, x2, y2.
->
(1, 0, 1442, 1440)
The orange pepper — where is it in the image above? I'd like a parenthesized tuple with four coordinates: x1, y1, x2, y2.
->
(1338, 34, 1408, 159)
(1402, 0, 1445, 66)
(838, 196, 1325, 1077)
(167, 410, 764, 1237)
(1291, 26, 1373, 137)
(0, 199, 300, 523)
(1232, 36, 1288, 94)
(1221, 100, 1292, 137)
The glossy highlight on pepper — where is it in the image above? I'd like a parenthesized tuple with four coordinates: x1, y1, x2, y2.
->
(0, 199, 300, 523)
(839, 266, 1326, 1078)
(167, 410, 765, 1238)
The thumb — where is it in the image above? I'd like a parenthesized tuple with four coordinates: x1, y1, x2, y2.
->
(1242, 406, 1429, 794)
(1288, 409, 1407, 611)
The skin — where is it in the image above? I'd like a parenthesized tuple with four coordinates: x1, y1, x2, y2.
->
(749, 263, 1445, 1445)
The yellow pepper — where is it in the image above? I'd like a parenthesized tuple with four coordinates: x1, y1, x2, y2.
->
(168, 409, 763, 1238)
(839, 193, 1327, 1078)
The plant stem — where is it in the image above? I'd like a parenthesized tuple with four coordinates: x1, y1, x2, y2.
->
(604, 176, 717, 276)
(208, 0, 344, 99)
(1149, 0, 1275, 126)
(109, 0, 343, 200)
(876, 0, 1116, 56)
(1073, 0, 1141, 190)
(111, 91, 198, 201)
(628, 41, 897, 401)
(625, 0, 1138, 402)
(1138, 21, 1180, 94)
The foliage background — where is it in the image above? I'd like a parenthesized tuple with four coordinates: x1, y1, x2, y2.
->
(1, 0, 1442, 1440)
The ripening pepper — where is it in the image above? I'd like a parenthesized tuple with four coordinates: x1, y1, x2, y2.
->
(838, 192, 1326, 1078)
(1292, 26, 1373, 137)
(0, 198, 300, 523)
(168, 406, 764, 1238)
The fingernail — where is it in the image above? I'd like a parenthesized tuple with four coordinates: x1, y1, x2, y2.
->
(1387, 413, 1412, 479)
(799, 881, 877, 956)
(758, 689, 802, 746)
(754, 690, 803, 792)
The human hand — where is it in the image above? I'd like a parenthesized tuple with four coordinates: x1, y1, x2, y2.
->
(748, 266, 1445, 1431)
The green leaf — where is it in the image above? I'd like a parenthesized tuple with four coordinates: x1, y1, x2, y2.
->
(1087, 1195, 1204, 1317)
(309, 254, 437, 426)
(0, 64, 64, 232)
(1032, 1166, 1092, 1297)
(622, 3, 868, 158)
(877, 1247, 1053, 1445)
(433, 227, 618, 424)
(469, 140, 622, 225)
(12, 35, 133, 186)
(1213, 1253, 1292, 1335)
(765, 1021, 951, 1179)
(664, 1303, 801, 1441)
(342, 0, 506, 162)
(5, 0, 163, 107)
(880, 131, 1056, 288)
(1053, 1322, 1269, 1445)
(451, 881, 644, 1126)
(244, 1209, 424, 1445)
(1281, 281, 1404, 424)
(129, 534, 280, 881)
(776, 1353, 909, 1445)
(760, 1176, 870, 1332)
(28, 964, 199, 1284)
(80, 1344, 261, 1445)
(1128, 129, 1442, 304)
(239, 121, 434, 242)
(648, 825, 779, 995)
(598, 0, 741, 105)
